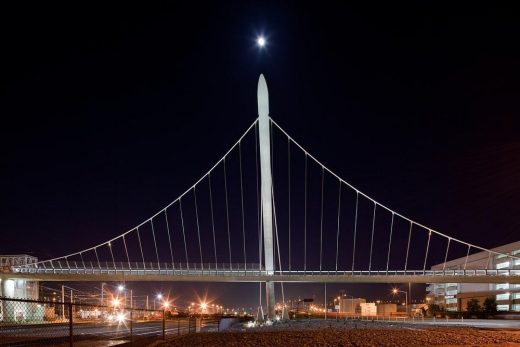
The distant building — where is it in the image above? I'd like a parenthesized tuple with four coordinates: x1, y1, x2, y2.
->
(359, 302, 377, 316)
(1, 255, 39, 322)
(339, 298, 365, 314)
(376, 303, 397, 316)
(426, 240, 520, 312)
(0, 255, 39, 299)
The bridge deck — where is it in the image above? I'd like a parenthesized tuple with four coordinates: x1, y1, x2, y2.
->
(5, 268, 520, 283)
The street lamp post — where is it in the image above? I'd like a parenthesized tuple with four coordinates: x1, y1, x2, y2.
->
(117, 284, 126, 309)
(392, 288, 408, 317)
(101, 283, 105, 306)
(155, 294, 163, 311)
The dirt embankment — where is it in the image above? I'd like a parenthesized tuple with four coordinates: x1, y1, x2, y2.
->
(159, 320, 520, 347)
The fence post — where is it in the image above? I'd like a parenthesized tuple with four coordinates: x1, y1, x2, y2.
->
(130, 310, 133, 342)
(177, 318, 180, 336)
(68, 303, 73, 347)
(162, 309, 166, 340)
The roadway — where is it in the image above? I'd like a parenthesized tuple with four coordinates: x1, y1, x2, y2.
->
(0, 319, 215, 346)
(329, 315, 520, 329)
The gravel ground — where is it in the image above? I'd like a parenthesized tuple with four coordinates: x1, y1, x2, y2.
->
(159, 320, 520, 347)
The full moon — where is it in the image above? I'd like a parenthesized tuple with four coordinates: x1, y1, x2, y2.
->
(257, 36, 266, 47)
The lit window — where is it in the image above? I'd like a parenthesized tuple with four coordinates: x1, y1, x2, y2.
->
(496, 293, 510, 301)
(446, 290, 458, 296)
(496, 262, 510, 269)
(513, 293, 520, 299)
(512, 304, 520, 311)
(446, 298, 457, 304)
(512, 250, 520, 256)
(497, 304, 509, 311)
(496, 283, 509, 290)
(514, 259, 520, 266)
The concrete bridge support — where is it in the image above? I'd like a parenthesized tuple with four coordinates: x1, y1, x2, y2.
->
(1, 278, 16, 322)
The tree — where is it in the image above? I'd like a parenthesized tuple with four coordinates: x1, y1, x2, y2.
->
(466, 298, 481, 317)
(483, 297, 497, 318)
(427, 303, 442, 317)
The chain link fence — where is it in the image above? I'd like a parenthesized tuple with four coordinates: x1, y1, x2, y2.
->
(0, 297, 220, 346)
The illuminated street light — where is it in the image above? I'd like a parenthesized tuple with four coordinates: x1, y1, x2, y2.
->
(392, 288, 409, 317)
(116, 312, 126, 323)
(156, 293, 163, 300)
(112, 298, 120, 307)
(117, 285, 125, 292)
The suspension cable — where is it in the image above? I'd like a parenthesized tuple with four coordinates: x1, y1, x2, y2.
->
(386, 212, 395, 272)
(320, 166, 324, 272)
(179, 199, 189, 269)
(108, 242, 116, 269)
(123, 235, 131, 269)
(369, 202, 377, 272)
(208, 173, 218, 265)
(335, 180, 341, 273)
(79, 252, 86, 269)
(164, 208, 175, 269)
(272, 186, 286, 311)
(223, 158, 232, 269)
(256, 123, 263, 311)
(288, 137, 291, 271)
(352, 191, 359, 271)
(304, 153, 308, 272)
(150, 219, 160, 269)
(193, 187, 203, 269)
(423, 230, 432, 274)
(464, 245, 471, 270)
(404, 222, 413, 271)
(239, 141, 247, 269)
(136, 226, 146, 269)
(442, 238, 451, 271)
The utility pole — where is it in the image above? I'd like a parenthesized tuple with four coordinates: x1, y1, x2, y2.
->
(61, 285, 65, 321)
(408, 282, 412, 317)
(258, 74, 276, 319)
(324, 283, 327, 320)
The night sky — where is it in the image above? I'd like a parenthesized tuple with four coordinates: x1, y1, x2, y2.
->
(2, 3, 520, 308)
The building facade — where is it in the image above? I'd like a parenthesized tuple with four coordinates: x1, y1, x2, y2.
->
(427, 241, 520, 312)
(1, 255, 39, 322)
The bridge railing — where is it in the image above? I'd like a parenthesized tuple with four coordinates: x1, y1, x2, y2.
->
(274, 269, 519, 277)
(12, 262, 265, 276)
(11, 262, 519, 277)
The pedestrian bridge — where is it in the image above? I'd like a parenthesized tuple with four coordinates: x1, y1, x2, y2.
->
(5, 75, 519, 318)
(8, 262, 520, 284)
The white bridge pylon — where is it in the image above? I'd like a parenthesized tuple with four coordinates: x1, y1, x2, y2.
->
(9, 75, 520, 288)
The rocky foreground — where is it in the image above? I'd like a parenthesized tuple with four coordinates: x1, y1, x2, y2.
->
(160, 319, 520, 347)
